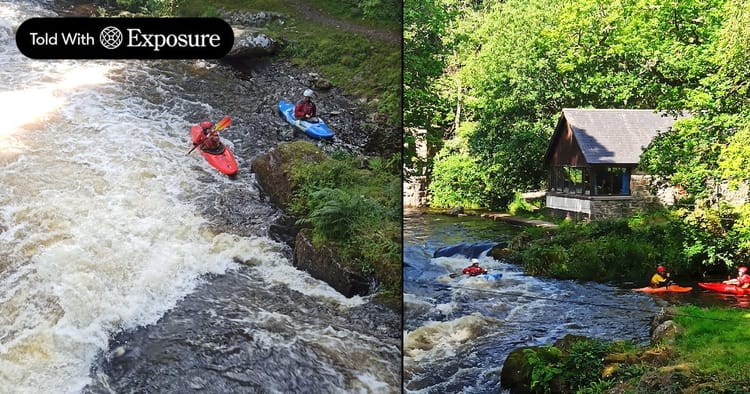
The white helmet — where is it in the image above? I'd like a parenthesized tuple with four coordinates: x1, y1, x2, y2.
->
(303, 89, 314, 97)
(471, 258, 479, 264)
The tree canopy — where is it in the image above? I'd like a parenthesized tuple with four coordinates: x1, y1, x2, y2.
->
(406, 0, 750, 269)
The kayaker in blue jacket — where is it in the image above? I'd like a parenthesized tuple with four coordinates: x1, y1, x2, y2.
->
(294, 89, 318, 122)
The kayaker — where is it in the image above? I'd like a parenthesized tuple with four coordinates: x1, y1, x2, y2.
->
(650, 265, 673, 288)
(195, 120, 221, 151)
(723, 266, 750, 288)
(462, 259, 488, 276)
(294, 89, 318, 122)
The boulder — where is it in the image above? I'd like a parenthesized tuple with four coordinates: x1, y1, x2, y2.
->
(227, 28, 279, 58)
(294, 229, 371, 297)
(446, 206, 464, 216)
(250, 141, 327, 208)
(220, 10, 284, 27)
(651, 320, 681, 345)
(500, 347, 534, 394)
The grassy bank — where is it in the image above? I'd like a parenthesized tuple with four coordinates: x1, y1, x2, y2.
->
(179, 0, 401, 127)
(278, 142, 402, 308)
(671, 306, 750, 390)
(520, 307, 750, 392)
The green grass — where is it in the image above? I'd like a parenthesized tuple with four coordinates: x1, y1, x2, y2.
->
(673, 306, 750, 382)
(179, 0, 402, 127)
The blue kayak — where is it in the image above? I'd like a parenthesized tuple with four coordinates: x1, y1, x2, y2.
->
(479, 272, 503, 281)
(278, 100, 335, 140)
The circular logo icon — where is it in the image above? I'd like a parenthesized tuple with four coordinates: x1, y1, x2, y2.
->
(99, 26, 123, 50)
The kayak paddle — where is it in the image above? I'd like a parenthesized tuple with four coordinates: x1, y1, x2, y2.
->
(186, 116, 231, 155)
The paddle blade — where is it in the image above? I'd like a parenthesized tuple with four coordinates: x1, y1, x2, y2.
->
(213, 116, 231, 131)
(449, 273, 462, 278)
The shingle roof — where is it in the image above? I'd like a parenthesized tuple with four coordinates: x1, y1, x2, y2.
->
(562, 108, 687, 165)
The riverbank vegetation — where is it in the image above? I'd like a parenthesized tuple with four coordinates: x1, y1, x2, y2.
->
(506, 210, 690, 282)
(518, 307, 750, 393)
(279, 142, 401, 307)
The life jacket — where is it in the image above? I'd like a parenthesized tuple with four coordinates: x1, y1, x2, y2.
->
(294, 100, 316, 118)
(738, 273, 750, 287)
(650, 273, 667, 287)
(463, 266, 487, 276)
(197, 129, 220, 150)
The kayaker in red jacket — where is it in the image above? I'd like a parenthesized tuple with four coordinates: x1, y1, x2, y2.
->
(463, 259, 488, 276)
(294, 89, 318, 122)
(195, 120, 221, 151)
(723, 266, 750, 288)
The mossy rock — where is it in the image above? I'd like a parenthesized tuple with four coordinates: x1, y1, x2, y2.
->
(251, 141, 327, 208)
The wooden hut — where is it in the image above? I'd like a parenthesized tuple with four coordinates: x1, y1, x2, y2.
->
(543, 108, 686, 219)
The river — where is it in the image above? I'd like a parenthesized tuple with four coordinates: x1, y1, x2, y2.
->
(403, 209, 664, 393)
(0, 1, 400, 393)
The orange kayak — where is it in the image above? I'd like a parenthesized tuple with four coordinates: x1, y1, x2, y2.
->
(190, 125, 238, 176)
(633, 285, 693, 293)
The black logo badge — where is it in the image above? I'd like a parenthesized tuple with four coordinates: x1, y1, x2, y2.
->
(16, 18, 234, 59)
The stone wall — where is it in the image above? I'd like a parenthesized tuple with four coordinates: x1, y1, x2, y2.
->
(404, 176, 427, 207)
(546, 174, 663, 220)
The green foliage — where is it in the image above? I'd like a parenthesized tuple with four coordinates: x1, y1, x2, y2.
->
(297, 188, 373, 239)
(113, 0, 180, 15)
(286, 144, 401, 306)
(508, 191, 537, 216)
(561, 339, 612, 390)
(512, 212, 691, 281)
(523, 347, 563, 393)
(357, 0, 401, 23)
(404, 0, 451, 177)
(428, 152, 484, 208)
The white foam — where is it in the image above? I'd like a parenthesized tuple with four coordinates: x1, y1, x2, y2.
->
(404, 313, 502, 362)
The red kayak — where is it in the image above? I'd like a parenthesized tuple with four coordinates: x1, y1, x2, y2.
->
(633, 285, 693, 293)
(190, 125, 238, 176)
(698, 282, 749, 295)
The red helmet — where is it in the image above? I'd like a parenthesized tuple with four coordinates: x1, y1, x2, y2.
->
(657, 265, 666, 273)
(200, 121, 212, 129)
(739, 266, 748, 274)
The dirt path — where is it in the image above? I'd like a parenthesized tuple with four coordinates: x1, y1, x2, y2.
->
(285, 0, 401, 45)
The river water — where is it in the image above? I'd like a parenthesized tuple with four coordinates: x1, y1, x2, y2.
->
(0, 1, 400, 393)
(403, 209, 663, 393)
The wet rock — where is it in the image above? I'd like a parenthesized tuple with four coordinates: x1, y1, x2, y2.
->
(500, 347, 533, 394)
(220, 10, 285, 27)
(651, 320, 681, 344)
(227, 28, 279, 58)
(650, 306, 677, 335)
(432, 242, 498, 259)
(250, 141, 327, 208)
(501, 346, 565, 394)
(446, 206, 464, 216)
(294, 229, 371, 297)
(267, 213, 300, 248)
(553, 333, 590, 352)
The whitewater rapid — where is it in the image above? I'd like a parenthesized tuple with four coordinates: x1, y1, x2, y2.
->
(0, 2, 398, 393)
